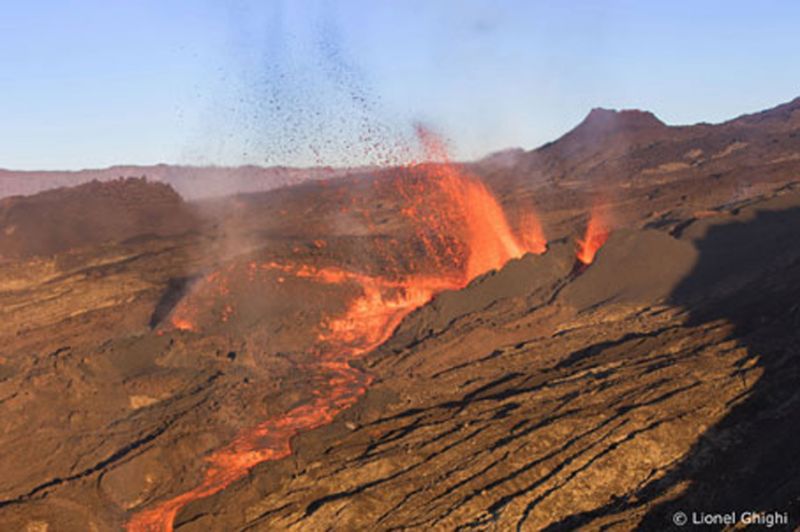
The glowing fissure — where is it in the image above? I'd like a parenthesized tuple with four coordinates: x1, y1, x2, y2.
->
(128, 130, 546, 531)
(576, 207, 610, 265)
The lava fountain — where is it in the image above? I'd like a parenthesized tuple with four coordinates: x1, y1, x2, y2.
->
(127, 129, 546, 531)
(576, 205, 611, 266)
(401, 124, 546, 280)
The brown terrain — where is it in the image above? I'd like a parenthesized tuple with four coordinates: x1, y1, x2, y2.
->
(0, 165, 371, 201)
(1, 97, 799, 531)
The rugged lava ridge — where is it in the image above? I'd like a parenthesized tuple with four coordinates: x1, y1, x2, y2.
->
(166, 193, 800, 530)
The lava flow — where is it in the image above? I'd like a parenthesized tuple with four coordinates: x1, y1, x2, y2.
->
(576, 205, 611, 266)
(127, 130, 546, 531)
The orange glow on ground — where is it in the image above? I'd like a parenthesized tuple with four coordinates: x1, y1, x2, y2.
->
(127, 129, 547, 531)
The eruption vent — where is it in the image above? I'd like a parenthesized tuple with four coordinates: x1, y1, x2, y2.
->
(576, 207, 610, 266)
(128, 127, 546, 531)
(405, 124, 547, 280)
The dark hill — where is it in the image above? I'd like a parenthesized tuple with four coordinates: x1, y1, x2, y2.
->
(0, 178, 197, 260)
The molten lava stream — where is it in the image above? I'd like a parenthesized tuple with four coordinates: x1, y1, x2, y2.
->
(128, 128, 548, 531)
(126, 271, 458, 532)
(125, 367, 369, 531)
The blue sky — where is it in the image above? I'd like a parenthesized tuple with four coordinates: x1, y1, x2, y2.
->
(2, 0, 799, 169)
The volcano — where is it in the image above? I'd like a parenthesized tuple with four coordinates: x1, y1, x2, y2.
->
(1, 98, 800, 531)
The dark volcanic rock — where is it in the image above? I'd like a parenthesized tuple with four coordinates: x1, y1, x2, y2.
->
(172, 190, 800, 531)
(562, 229, 697, 310)
(0, 177, 197, 259)
(3, 98, 800, 531)
(386, 241, 575, 348)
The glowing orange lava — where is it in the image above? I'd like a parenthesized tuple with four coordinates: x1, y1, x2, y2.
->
(170, 317, 196, 332)
(400, 124, 547, 280)
(127, 128, 546, 531)
(576, 207, 611, 265)
(517, 211, 547, 256)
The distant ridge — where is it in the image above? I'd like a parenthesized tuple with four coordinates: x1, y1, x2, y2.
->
(4, 96, 800, 201)
(0, 164, 374, 201)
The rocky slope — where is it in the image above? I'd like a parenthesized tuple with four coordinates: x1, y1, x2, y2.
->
(1, 98, 800, 531)
(158, 189, 800, 531)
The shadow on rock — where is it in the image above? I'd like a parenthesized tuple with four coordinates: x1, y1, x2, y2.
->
(549, 200, 800, 530)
